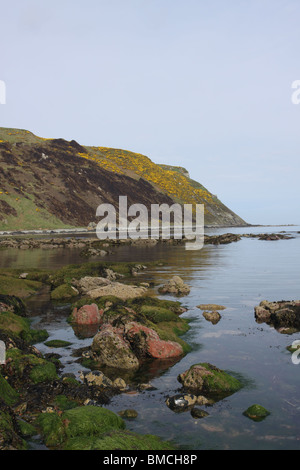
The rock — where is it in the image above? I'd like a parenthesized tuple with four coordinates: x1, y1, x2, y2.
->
(113, 378, 127, 390)
(258, 233, 293, 241)
(254, 305, 272, 323)
(0, 295, 27, 317)
(19, 273, 28, 279)
(81, 248, 108, 258)
(44, 340, 72, 348)
(82, 371, 113, 388)
(202, 311, 221, 324)
(50, 284, 79, 301)
(166, 394, 211, 412)
(70, 303, 102, 325)
(254, 300, 300, 330)
(197, 304, 226, 311)
(74, 276, 111, 294)
(204, 233, 241, 245)
(87, 283, 147, 301)
(243, 404, 270, 421)
(91, 324, 140, 370)
(191, 408, 209, 419)
(177, 363, 242, 397)
(125, 321, 184, 359)
(118, 409, 138, 419)
(158, 276, 190, 296)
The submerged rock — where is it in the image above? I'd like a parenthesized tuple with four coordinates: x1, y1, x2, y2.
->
(190, 408, 209, 419)
(118, 409, 138, 419)
(197, 304, 226, 311)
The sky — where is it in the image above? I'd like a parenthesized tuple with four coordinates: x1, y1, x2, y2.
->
(1, 0, 300, 225)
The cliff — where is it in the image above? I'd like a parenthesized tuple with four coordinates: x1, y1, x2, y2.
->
(0, 128, 247, 230)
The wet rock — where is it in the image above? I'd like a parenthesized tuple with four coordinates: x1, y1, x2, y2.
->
(190, 408, 209, 419)
(112, 378, 127, 390)
(204, 233, 241, 245)
(255, 300, 300, 331)
(202, 311, 221, 324)
(70, 303, 103, 325)
(50, 284, 79, 301)
(258, 233, 294, 241)
(197, 304, 226, 311)
(158, 276, 190, 296)
(81, 371, 113, 388)
(91, 324, 140, 371)
(243, 404, 270, 421)
(166, 394, 211, 412)
(177, 363, 242, 398)
(118, 409, 138, 419)
(125, 321, 184, 360)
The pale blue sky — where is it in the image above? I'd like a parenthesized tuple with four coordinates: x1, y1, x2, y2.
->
(1, 0, 300, 225)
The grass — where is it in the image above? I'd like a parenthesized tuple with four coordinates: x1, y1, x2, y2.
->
(0, 193, 76, 231)
(0, 274, 43, 297)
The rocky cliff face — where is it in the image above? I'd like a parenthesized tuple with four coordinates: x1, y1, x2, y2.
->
(0, 128, 247, 230)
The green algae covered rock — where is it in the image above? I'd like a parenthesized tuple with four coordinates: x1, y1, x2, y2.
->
(0, 372, 19, 406)
(50, 283, 78, 301)
(243, 404, 270, 422)
(0, 310, 48, 344)
(38, 405, 175, 450)
(38, 406, 125, 448)
(178, 363, 242, 398)
(6, 348, 58, 384)
(63, 430, 175, 450)
(0, 410, 28, 450)
(44, 340, 72, 348)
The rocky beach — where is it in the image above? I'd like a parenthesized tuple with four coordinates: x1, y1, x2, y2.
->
(0, 228, 299, 450)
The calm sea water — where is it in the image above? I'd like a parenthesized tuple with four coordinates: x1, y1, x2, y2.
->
(1, 225, 300, 450)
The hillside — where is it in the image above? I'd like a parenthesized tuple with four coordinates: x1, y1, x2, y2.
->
(0, 128, 247, 230)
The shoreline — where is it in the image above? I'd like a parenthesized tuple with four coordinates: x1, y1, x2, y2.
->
(0, 223, 297, 239)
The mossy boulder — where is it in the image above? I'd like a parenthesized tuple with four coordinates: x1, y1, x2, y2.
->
(38, 405, 126, 448)
(140, 305, 179, 323)
(17, 419, 37, 438)
(243, 404, 270, 422)
(0, 410, 27, 450)
(5, 348, 58, 384)
(0, 372, 19, 406)
(63, 430, 175, 450)
(0, 311, 48, 344)
(50, 283, 79, 301)
(178, 363, 242, 398)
